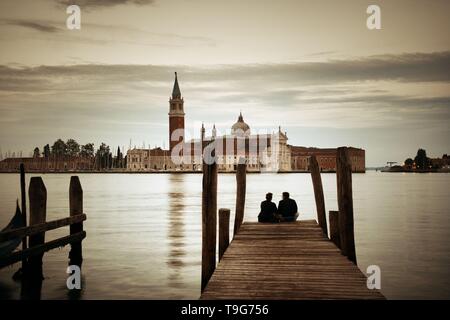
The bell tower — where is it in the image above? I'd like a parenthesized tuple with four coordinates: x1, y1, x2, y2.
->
(169, 72, 185, 152)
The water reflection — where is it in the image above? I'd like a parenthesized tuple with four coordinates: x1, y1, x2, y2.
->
(166, 174, 186, 288)
(0, 172, 449, 299)
(21, 276, 42, 300)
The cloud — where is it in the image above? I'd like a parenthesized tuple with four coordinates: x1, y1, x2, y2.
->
(0, 51, 448, 93)
(192, 51, 450, 84)
(55, 0, 155, 9)
(4, 20, 62, 33)
(0, 18, 215, 47)
(0, 51, 448, 132)
(0, 51, 449, 166)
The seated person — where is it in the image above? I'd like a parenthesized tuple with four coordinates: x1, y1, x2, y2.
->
(258, 193, 279, 223)
(277, 192, 299, 222)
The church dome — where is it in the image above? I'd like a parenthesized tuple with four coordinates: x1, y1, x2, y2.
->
(231, 112, 250, 136)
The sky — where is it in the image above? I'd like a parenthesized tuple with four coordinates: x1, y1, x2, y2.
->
(0, 0, 449, 166)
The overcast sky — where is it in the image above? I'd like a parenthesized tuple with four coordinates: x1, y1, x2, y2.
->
(0, 0, 449, 166)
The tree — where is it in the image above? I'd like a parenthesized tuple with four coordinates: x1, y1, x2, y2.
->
(414, 148, 429, 169)
(95, 143, 110, 170)
(115, 146, 123, 168)
(108, 153, 113, 169)
(33, 147, 40, 158)
(80, 143, 95, 157)
(51, 139, 67, 156)
(43, 144, 50, 158)
(66, 139, 80, 156)
(404, 158, 414, 168)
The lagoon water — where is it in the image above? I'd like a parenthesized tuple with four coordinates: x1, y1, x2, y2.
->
(0, 172, 449, 299)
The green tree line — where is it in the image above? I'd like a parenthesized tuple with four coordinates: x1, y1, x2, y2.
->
(33, 139, 126, 170)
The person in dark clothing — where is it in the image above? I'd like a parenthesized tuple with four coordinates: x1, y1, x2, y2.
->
(277, 192, 299, 222)
(258, 193, 279, 223)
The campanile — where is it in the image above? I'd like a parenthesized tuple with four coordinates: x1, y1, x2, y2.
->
(168, 72, 185, 152)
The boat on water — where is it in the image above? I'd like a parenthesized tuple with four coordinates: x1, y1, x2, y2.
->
(0, 203, 24, 257)
(380, 165, 405, 172)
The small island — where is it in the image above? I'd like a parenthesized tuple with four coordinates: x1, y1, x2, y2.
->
(381, 149, 450, 173)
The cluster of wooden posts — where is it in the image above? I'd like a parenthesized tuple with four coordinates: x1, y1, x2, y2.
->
(201, 156, 247, 292)
(310, 147, 357, 264)
(200, 147, 357, 292)
(0, 164, 86, 290)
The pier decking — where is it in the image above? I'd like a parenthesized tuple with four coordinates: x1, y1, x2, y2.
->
(201, 220, 384, 300)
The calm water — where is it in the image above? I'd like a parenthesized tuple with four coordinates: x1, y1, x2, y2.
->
(0, 172, 449, 299)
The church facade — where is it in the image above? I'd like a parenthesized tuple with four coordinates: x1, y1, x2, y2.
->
(126, 73, 365, 173)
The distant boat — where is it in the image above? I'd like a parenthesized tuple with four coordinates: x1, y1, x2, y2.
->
(0, 203, 24, 257)
(380, 165, 405, 172)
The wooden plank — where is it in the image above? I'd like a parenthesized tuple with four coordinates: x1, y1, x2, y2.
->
(218, 208, 230, 261)
(329, 210, 340, 249)
(201, 220, 384, 300)
(309, 155, 327, 236)
(27, 177, 47, 280)
(201, 161, 217, 292)
(233, 161, 246, 236)
(0, 214, 87, 242)
(0, 231, 86, 269)
(337, 147, 357, 264)
(69, 176, 84, 267)
(19, 163, 27, 269)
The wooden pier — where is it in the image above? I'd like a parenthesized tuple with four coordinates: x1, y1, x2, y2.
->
(201, 220, 383, 299)
(200, 147, 385, 300)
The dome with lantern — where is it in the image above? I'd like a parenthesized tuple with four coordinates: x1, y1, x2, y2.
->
(231, 112, 250, 136)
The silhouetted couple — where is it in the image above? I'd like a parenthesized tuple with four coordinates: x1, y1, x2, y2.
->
(258, 192, 299, 223)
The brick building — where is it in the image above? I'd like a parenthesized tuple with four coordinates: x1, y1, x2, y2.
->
(0, 156, 94, 172)
(290, 147, 365, 173)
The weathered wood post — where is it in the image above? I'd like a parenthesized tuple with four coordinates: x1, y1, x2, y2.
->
(19, 163, 27, 268)
(336, 147, 357, 265)
(309, 155, 327, 236)
(218, 208, 230, 261)
(69, 176, 84, 267)
(27, 177, 47, 280)
(329, 210, 340, 249)
(233, 158, 246, 236)
(201, 155, 218, 292)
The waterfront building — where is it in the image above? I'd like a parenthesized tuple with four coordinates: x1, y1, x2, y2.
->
(0, 156, 94, 172)
(0, 73, 365, 173)
(126, 73, 365, 173)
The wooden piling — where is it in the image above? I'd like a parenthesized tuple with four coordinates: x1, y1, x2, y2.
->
(27, 177, 47, 279)
(329, 210, 340, 249)
(233, 159, 246, 236)
(218, 208, 230, 261)
(201, 161, 218, 292)
(19, 163, 27, 268)
(309, 155, 327, 236)
(69, 176, 83, 267)
(336, 147, 357, 265)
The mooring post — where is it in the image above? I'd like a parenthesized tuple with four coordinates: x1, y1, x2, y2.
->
(233, 159, 246, 237)
(329, 210, 340, 249)
(201, 160, 218, 292)
(28, 177, 47, 280)
(309, 155, 328, 236)
(336, 147, 357, 265)
(19, 163, 27, 269)
(218, 208, 230, 261)
(69, 176, 84, 267)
